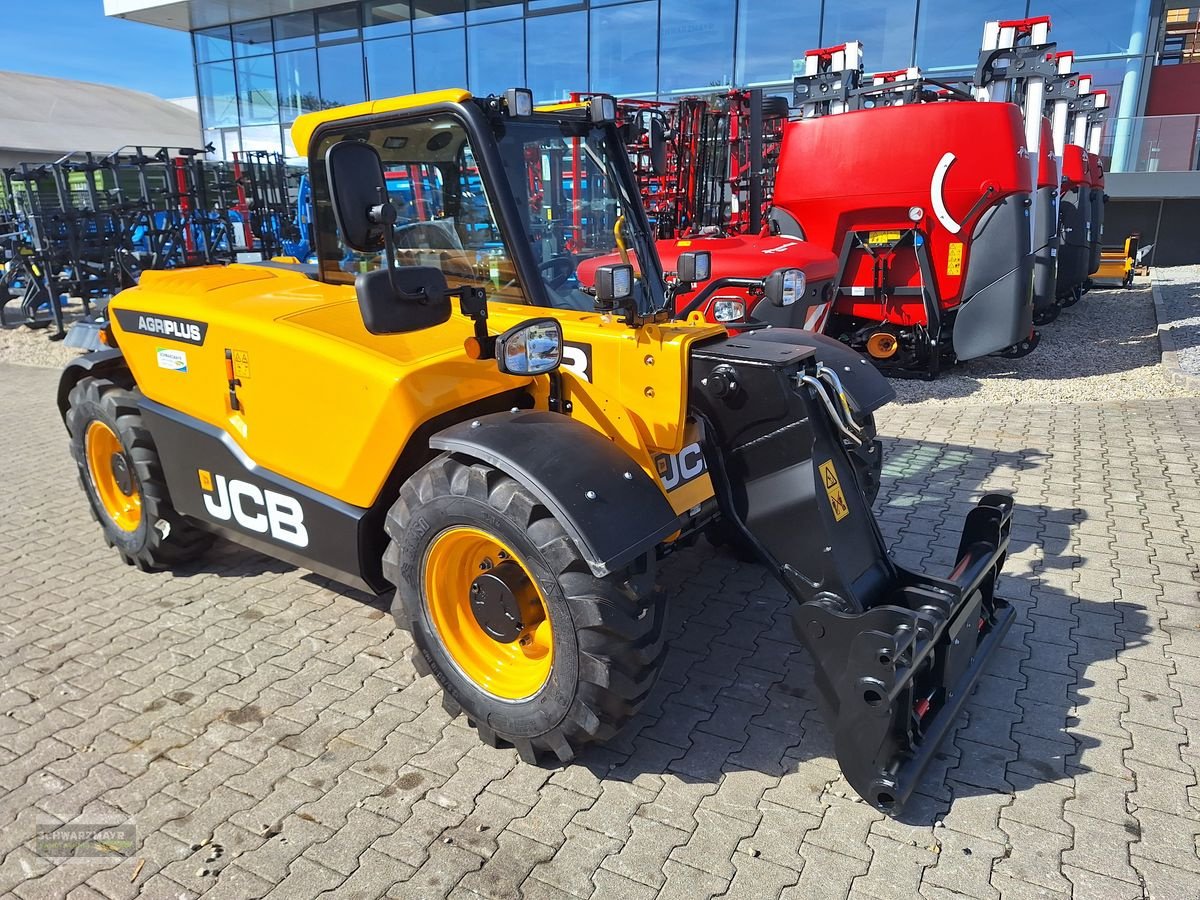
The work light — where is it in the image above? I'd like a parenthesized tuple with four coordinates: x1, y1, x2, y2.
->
(504, 88, 533, 117)
(590, 95, 617, 124)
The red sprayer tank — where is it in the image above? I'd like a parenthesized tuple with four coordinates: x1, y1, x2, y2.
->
(771, 100, 1035, 375)
(1056, 143, 1092, 297)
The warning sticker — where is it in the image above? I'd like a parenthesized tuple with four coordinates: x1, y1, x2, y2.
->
(818, 460, 851, 522)
(947, 242, 963, 276)
(232, 349, 251, 379)
(867, 230, 902, 246)
(198, 469, 213, 492)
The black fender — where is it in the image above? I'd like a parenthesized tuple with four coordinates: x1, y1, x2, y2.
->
(58, 349, 128, 426)
(429, 410, 682, 578)
(740, 328, 896, 414)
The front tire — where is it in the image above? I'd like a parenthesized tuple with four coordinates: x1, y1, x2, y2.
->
(383, 454, 666, 764)
(66, 375, 212, 570)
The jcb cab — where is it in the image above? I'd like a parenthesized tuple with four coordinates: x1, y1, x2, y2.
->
(60, 89, 1014, 812)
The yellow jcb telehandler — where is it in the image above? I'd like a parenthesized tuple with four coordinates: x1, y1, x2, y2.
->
(59, 88, 1014, 813)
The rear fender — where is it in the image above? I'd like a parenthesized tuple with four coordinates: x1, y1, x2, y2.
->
(430, 411, 683, 577)
(58, 349, 129, 426)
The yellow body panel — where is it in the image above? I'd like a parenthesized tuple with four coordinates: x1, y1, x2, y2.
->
(291, 89, 473, 157)
(109, 265, 726, 516)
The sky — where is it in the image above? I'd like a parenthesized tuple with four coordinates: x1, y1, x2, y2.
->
(2, 0, 194, 98)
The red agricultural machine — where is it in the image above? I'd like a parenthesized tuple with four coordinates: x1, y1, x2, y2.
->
(575, 90, 840, 329)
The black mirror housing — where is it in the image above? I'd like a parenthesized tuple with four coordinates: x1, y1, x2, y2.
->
(326, 140, 392, 253)
(356, 266, 452, 335)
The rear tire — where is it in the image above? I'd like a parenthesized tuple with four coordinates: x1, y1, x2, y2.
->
(66, 375, 212, 570)
(384, 454, 667, 764)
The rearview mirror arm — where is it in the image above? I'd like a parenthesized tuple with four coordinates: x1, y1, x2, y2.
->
(453, 286, 495, 360)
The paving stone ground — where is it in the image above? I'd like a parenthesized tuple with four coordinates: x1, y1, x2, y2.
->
(1, 346, 1199, 898)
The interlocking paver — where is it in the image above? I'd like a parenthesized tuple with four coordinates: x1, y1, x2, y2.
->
(2, 351, 1199, 900)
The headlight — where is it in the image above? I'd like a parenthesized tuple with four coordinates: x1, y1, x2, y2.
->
(780, 268, 805, 305)
(496, 317, 562, 376)
(712, 298, 746, 323)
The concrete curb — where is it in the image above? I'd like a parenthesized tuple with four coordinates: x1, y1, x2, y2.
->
(1149, 273, 1200, 394)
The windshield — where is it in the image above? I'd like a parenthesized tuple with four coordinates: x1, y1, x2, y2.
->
(493, 117, 664, 315)
(311, 109, 663, 315)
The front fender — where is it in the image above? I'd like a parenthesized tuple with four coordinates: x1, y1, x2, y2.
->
(430, 410, 681, 577)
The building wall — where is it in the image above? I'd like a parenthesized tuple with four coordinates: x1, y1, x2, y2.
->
(1146, 64, 1200, 115)
(183, 0, 1156, 159)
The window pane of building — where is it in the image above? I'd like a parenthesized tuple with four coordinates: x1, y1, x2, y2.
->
(319, 42, 367, 105)
(1039, 0, 1153, 57)
(319, 5, 362, 42)
(241, 124, 284, 154)
(591, 2, 657, 96)
(364, 0, 412, 36)
(277, 49, 320, 122)
(237, 54, 279, 124)
(195, 25, 232, 63)
(822, 0, 918, 72)
(735, 0, 819, 86)
(915, 0, 1025, 70)
(413, 28, 467, 91)
(526, 11, 585, 101)
(274, 12, 316, 51)
(366, 36, 416, 98)
(199, 60, 238, 127)
(659, 0, 734, 93)
(468, 19, 523, 93)
(468, 0, 522, 25)
(232, 19, 273, 57)
(413, 0, 466, 32)
(527, 0, 581, 11)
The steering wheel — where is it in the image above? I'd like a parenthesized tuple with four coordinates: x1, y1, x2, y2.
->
(538, 255, 577, 290)
(393, 221, 459, 251)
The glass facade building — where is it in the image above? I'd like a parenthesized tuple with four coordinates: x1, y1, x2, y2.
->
(183, 0, 1155, 162)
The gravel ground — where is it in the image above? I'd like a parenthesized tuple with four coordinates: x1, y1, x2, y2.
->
(1, 277, 1193, 406)
(1150, 264, 1200, 377)
(890, 275, 1195, 407)
(0, 298, 90, 370)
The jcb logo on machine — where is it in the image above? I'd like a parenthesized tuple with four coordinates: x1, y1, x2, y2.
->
(655, 442, 706, 492)
(819, 460, 851, 522)
(198, 469, 308, 547)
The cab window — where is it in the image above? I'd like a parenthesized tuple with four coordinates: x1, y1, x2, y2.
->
(312, 115, 528, 304)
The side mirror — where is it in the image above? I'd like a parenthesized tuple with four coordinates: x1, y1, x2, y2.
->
(356, 265, 452, 335)
(594, 263, 634, 310)
(676, 251, 711, 284)
(648, 118, 668, 176)
(496, 318, 562, 376)
(326, 140, 394, 253)
(763, 268, 807, 307)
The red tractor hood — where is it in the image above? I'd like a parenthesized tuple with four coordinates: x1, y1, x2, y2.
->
(576, 233, 838, 288)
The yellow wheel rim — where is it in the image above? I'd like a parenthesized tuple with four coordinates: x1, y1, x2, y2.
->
(423, 526, 553, 701)
(84, 420, 142, 532)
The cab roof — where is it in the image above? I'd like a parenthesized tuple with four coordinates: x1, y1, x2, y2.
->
(291, 88, 473, 157)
